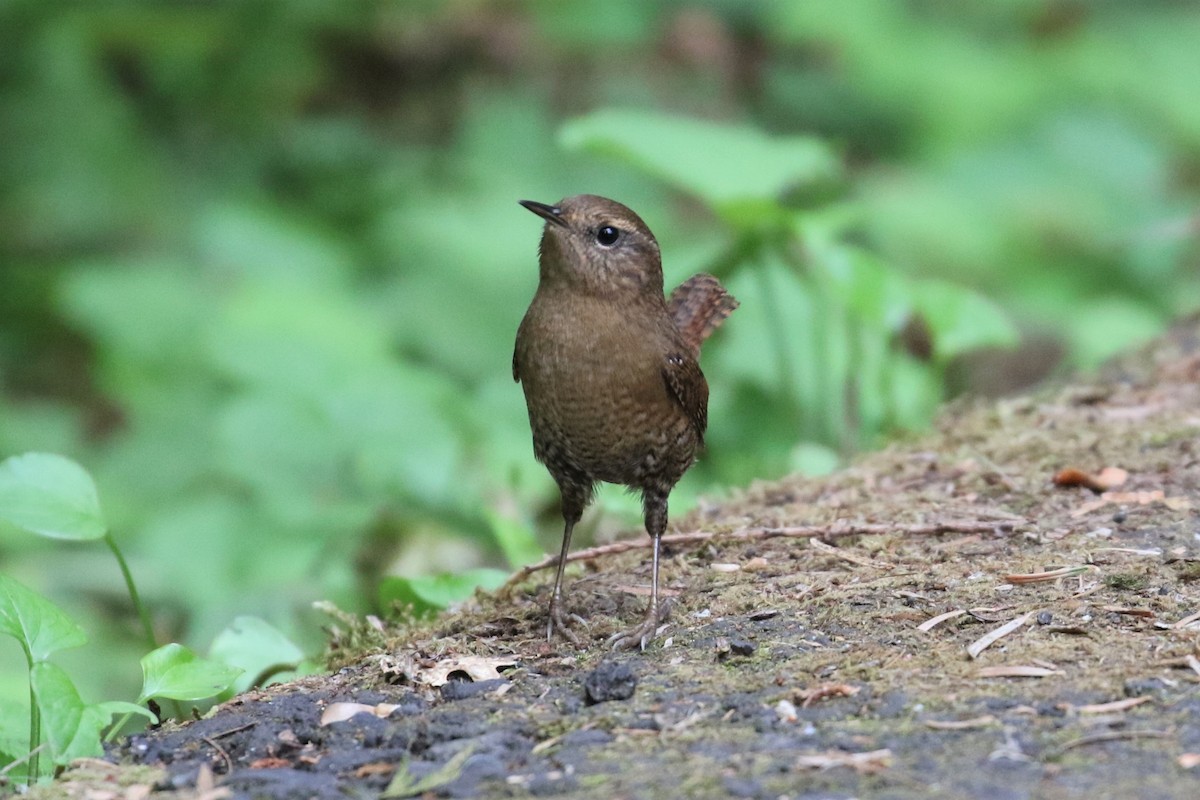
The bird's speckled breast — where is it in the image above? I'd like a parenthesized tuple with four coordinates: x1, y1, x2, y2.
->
(515, 289, 699, 488)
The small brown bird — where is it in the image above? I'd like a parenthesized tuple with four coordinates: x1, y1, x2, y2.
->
(513, 194, 737, 649)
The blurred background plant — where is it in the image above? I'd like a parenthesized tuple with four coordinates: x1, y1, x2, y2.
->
(1, 0, 1197, 720)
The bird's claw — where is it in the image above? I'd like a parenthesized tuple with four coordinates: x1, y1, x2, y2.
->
(547, 602, 586, 646)
(607, 600, 672, 651)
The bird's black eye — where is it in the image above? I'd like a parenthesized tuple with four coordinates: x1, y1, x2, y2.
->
(596, 225, 620, 247)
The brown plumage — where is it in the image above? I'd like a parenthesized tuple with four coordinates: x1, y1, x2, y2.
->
(513, 194, 737, 649)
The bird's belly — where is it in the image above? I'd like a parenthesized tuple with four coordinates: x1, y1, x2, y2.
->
(522, 360, 696, 487)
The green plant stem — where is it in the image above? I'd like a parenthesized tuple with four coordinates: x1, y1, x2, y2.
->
(105, 712, 134, 744)
(21, 642, 40, 785)
(104, 532, 156, 650)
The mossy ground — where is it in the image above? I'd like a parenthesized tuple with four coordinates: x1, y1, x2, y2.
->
(39, 317, 1200, 798)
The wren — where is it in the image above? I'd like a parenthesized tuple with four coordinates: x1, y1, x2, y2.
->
(513, 194, 737, 649)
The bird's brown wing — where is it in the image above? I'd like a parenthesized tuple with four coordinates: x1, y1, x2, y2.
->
(666, 274, 739, 358)
(662, 352, 709, 441)
(512, 348, 520, 382)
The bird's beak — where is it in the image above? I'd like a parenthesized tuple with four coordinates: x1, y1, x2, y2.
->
(519, 200, 568, 228)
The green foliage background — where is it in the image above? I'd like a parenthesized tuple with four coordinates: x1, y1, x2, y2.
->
(1, 1, 1197, 708)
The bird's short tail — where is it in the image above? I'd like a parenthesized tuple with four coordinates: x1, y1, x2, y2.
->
(667, 274, 739, 356)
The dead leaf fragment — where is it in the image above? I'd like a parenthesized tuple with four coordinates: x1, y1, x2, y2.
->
(977, 665, 1058, 678)
(1053, 466, 1128, 493)
(320, 701, 402, 726)
(1179, 753, 1200, 770)
(1072, 696, 1151, 714)
(918, 609, 967, 632)
(796, 682, 860, 708)
(925, 715, 997, 730)
(353, 762, 397, 778)
(795, 749, 892, 774)
(379, 654, 519, 688)
(968, 611, 1033, 659)
(1100, 606, 1155, 619)
(1006, 565, 1092, 584)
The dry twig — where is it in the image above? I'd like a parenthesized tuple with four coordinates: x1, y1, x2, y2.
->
(1049, 730, 1171, 759)
(502, 520, 1022, 589)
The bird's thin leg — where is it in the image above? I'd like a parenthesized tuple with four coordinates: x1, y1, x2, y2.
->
(609, 489, 672, 650)
(547, 517, 582, 645)
(546, 480, 590, 645)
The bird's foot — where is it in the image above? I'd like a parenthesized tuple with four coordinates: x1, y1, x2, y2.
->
(607, 599, 673, 651)
(547, 601, 586, 646)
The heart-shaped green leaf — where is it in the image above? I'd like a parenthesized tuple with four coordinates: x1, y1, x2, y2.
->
(138, 643, 242, 703)
(0, 574, 87, 662)
(0, 453, 107, 540)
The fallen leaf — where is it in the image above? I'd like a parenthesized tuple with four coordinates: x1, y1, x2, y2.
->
(379, 654, 519, 688)
(1071, 696, 1152, 714)
(1100, 606, 1155, 618)
(918, 609, 967, 632)
(1006, 566, 1092, 584)
(977, 665, 1058, 678)
(1053, 466, 1127, 493)
(925, 715, 997, 730)
(968, 612, 1034, 659)
(353, 762, 397, 778)
(796, 683, 860, 708)
(795, 749, 892, 774)
(320, 702, 401, 725)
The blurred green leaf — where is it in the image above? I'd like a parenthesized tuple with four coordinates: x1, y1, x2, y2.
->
(379, 569, 509, 617)
(204, 283, 391, 396)
(560, 109, 840, 218)
(1066, 298, 1164, 369)
(58, 263, 210, 370)
(815, 242, 911, 331)
(0, 574, 88, 662)
(0, 453, 106, 541)
(912, 281, 1019, 361)
(138, 643, 242, 704)
(209, 616, 307, 694)
(30, 662, 105, 765)
(484, 511, 543, 570)
(788, 442, 840, 477)
(195, 203, 352, 288)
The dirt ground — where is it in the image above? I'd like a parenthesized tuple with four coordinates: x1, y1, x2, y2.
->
(40, 316, 1200, 799)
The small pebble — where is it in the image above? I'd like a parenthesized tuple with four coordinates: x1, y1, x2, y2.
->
(729, 638, 757, 657)
(583, 661, 637, 704)
(1036, 611, 1053, 626)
